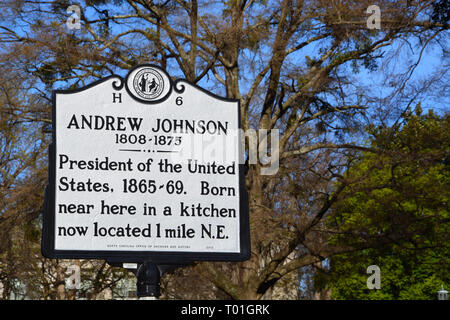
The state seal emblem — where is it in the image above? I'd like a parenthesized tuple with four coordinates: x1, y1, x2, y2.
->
(132, 68, 164, 100)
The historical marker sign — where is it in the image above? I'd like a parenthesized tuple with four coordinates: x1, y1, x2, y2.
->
(42, 65, 250, 263)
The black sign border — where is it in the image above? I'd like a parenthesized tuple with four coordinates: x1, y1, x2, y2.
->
(41, 65, 250, 264)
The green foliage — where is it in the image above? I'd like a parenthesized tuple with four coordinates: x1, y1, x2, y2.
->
(317, 110, 450, 300)
(321, 246, 449, 300)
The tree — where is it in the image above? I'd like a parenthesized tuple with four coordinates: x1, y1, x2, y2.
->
(315, 109, 449, 299)
(0, 40, 132, 300)
(0, 0, 448, 299)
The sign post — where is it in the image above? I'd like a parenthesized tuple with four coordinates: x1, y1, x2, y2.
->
(42, 64, 250, 298)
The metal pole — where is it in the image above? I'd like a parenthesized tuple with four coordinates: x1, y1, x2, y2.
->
(107, 260, 188, 300)
(136, 261, 161, 299)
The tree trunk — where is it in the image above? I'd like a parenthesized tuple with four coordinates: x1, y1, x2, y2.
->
(56, 264, 66, 300)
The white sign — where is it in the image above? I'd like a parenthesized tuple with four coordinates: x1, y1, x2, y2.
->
(42, 65, 250, 262)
